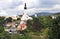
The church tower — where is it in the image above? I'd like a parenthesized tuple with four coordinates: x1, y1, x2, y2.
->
(24, 3, 27, 10)
(24, 3, 27, 14)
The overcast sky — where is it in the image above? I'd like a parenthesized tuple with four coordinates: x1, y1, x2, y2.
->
(0, 0, 60, 16)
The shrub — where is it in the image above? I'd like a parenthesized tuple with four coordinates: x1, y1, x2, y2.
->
(49, 16, 60, 39)
(0, 26, 4, 33)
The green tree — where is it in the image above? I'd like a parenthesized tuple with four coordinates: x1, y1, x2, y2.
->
(0, 17, 5, 26)
(49, 16, 60, 39)
(6, 17, 12, 23)
(32, 17, 41, 32)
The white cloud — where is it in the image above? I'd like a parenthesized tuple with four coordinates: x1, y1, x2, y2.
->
(52, 4, 60, 9)
(17, 5, 24, 10)
(34, 4, 60, 10)
(0, 0, 60, 16)
(0, 9, 8, 16)
(0, 0, 12, 8)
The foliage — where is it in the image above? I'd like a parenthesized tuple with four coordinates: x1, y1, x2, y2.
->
(49, 16, 60, 39)
(32, 17, 41, 32)
(6, 17, 12, 23)
(0, 16, 60, 39)
(0, 17, 5, 26)
(38, 16, 52, 28)
(0, 31, 11, 39)
(0, 26, 4, 33)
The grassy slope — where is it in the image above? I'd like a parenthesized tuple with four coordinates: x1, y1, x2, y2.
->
(7, 27, 48, 39)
